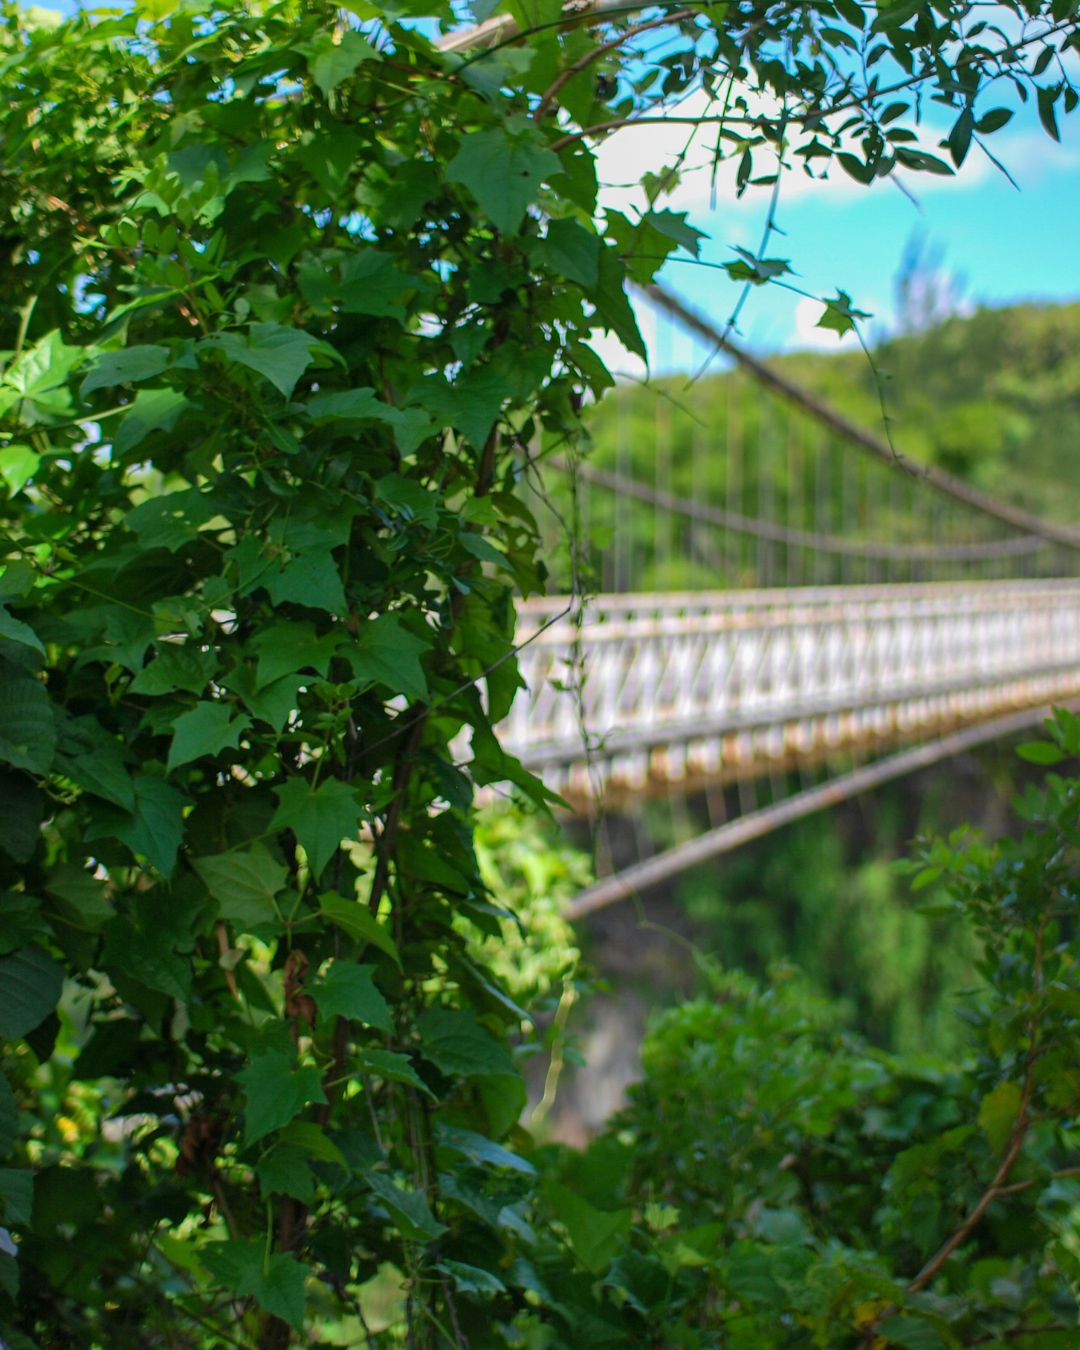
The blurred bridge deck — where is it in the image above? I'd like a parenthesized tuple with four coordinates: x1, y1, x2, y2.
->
(504, 579, 1080, 808)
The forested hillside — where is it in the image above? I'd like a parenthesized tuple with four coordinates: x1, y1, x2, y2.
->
(583, 297, 1080, 530)
(781, 300, 1080, 520)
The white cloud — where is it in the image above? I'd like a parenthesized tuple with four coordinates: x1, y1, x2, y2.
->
(585, 328, 647, 383)
(592, 91, 1074, 240)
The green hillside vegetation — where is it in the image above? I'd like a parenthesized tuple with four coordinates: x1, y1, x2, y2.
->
(778, 299, 1080, 519)
(553, 298, 1080, 592)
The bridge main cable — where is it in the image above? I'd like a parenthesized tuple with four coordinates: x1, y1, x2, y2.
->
(641, 282, 1080, 553)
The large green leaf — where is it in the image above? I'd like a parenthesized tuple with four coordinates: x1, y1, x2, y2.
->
(305, 387, 387, 423)
(540, 218, 601, 288)
(343, 614, 429, 702)
(101, 913, 191, 1001)
(365, 1172, 447, 1242)
(435, 1123, 536, 1175)
(0, 443, 39, 494)
(0, 895, 48, 956)
(469, 718, 560, 809)
(204, 323, 322, 399)
(1, 329, 82, 417)
(87, 775, 189, 876)
(55, 715, 135, 811)
(0, 772, 42, 862)
(224, 665, 304, 733)
(269, 777, 363, 878)
(276, 1121, 348, 1168)
(449, 365, 507, 448)
(545, 1182, 631, 1275)
(604, 207, 704, 286)
(0, 674, 54, 774)
(81, 345, 171, 396)
(446, 121, 560, 236)
(319, 893, 401, 966)
(0, 1072, 17, 1157)
(305, 30, 375, 97)
(417, 1007, 516, 1080)
(589, 244, 646, 360)
(46, 864, 113, 930)
(256, 1147, 316, 1204)
(263, 549, 346, 614)
(166, 701, 251, 773)
(0, 1169, 33, 1226)
(203, 1238, 307, 1332)
(310, 961, 391, 1030)
(357, 1048, 434, 1098)
(375, 473, 439, 529)
(0, 945, 64, 1038)
(0, 605, 44, 661)
(125, 488, 217, 551)
(336, 251, 415, 319)
(113, 387, 187, 455)
(192, 845, 288, 929)
(1017, 740, 1066, 765)
(237, 1051, 327, 1147)
(130, 645, 218, 696)
(75, 605, 155, 673)
(436, 1259, 506, 1296)
(248, 621, 340, 687)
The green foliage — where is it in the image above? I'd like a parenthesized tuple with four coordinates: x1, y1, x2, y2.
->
(777, 302, 1080, 523)
(678, 793, 980, 1055)
(470, 804, 588, 1006)
(532, 715, 1080, 1345)
(0, 0, 1076, 1343)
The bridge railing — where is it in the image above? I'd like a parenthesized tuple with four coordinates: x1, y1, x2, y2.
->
(505, 579, 1080, 803)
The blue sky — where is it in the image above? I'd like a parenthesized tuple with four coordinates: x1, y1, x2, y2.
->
(593, 89, 1080, 370)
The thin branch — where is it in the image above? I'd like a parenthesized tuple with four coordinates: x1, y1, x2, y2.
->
(687, 122, 785, 386)
(994, 1165, 1080, 1196)
(439, 1274, 468, 1349)
(905, 903, 1051, 1294)
(641, 280, 1080, 551)
(858, 903, 1057, 1348)
(534, 9, 696, 119)
(440, 0, 701, 61)
(550, 111, 778, 150)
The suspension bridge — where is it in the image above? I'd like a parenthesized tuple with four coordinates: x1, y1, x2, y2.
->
(497, 285, 1080, 912)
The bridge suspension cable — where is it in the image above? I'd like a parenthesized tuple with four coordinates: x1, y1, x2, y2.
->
(532, 281, 1080, 593)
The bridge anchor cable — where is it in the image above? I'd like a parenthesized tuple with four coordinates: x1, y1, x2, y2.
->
(564, 705, 1073, 920)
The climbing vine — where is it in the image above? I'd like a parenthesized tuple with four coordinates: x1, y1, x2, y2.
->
(1, 0, 1078, 1344)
